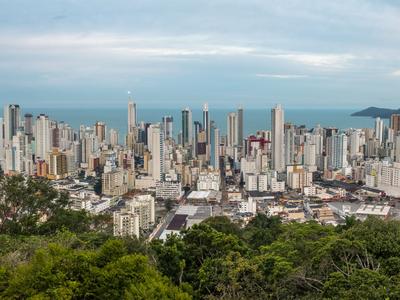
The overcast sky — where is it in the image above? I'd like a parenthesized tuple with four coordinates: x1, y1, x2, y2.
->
(1, 0, 400, 109)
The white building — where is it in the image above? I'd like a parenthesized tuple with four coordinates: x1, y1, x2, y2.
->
(375, 117, 384, 145)
(35, 114, 51, 161)
(303, 142, 316, 167)
(329, 133, 348, 169)
(125, 194, 155, 230)
(271, 104, 285, 172)
(258, 173, 269, 192)
(92, 199, 111, 214)
(102, 168, 128, 196)
(239, 197, 257, 214)
(355, 204, 391, 221)
(286, 165, 313, 190)
(245, 173, 258, 191)
(113, 210, 140, 237)
(303, 185, 317, 196)
(227, 112, 238, 147)
(149, 124, 164, 181)
(128, 99, 137, 133)
(197, 171, 220, 191)
(156, 180, 182, 199)
(270, 177, 285, 192)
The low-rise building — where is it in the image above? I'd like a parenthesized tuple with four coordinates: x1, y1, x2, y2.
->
(156, 180, 182, 199)
(197, 171, 220, 191)
(113, 210, 140, 237)
(125, 194, 155, 230)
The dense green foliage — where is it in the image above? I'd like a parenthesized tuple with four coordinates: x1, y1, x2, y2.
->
(0, 175, 111, 235)
(2, 175, 400, 299)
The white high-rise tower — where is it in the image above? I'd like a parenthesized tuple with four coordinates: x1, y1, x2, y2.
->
(271, 104, 285, 172)
(227, 112, 237, 147)
(375, 117, 384, 145)
(202, 103, 210, 144)
(329, 133, 348, 169)
(149, 124, 164, 181)
(35, 114, 51, 161)
(128, 94, 137, 134)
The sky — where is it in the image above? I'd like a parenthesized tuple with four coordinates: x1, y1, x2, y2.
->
(0, 0, 400, 109)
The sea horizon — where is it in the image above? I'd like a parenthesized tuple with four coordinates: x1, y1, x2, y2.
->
(0, 106, 385, 141)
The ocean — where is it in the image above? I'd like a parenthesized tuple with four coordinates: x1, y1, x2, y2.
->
(1, 107, 384, 140)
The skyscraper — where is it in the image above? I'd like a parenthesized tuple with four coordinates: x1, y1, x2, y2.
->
(375, 117, 384, 145)
(181, 107, 192, 147)
(24, 113, 33, 135)
(128, 98, 137, 134)
(227, 112, 237, 147)
(284, 124, 295, 166)
(3, 104, 20, 144)
(329, 133, 348, 169)
(271, 104, 285, 172)
(391, 114, 400, 134)
(194, 121, 202, 157)
(0, 118, 4, 162)
(35, 114, 51, 160)
(162, 116, 173, 140)
(210, 121, 220, 170)
(149, 124, 164, 181)
(202, 103, 210, 144)
(237, 106, 243, 147)
(95, 121, 107, 143)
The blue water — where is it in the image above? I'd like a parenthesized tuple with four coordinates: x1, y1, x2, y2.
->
(1, 107, 383, 139)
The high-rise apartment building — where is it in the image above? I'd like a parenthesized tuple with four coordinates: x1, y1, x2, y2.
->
(329, 133, 348, 169)
(203, 103, 210, 144)
(109, 129, 119, 146)
(391, 114, 400, 134)
(3, 104, 20, 144)
(149, 124, 164, 181)
(95, 121, 106, 143)
(210, 122, 220, 170)
(48, 148, 68, 180)
(181, 108, 192, 147)
(128, 99, 137, 134)
(227, 112, 237, 147)
(35, 114, 51, 161)
(237, 106, 243, 147)
(162, 115, 173, 140)
(375, 117, 384, 145)
(284, 124, 295, 166)
(271, 104, 285, 172)
(24, 113, 33, 142)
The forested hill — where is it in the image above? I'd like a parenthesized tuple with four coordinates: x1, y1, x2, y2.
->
(2, 175, 400, 299)
(351, 106, 400, 118)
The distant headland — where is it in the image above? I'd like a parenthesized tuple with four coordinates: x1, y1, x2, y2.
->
(351, 107, 400, 119)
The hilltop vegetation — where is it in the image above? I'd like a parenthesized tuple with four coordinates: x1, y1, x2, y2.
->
(1, 175, 400, 299)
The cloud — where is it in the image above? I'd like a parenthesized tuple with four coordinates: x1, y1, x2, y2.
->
(0, 32, 359, 69)
(256, 74, 308, 79)
(391, 70, 400, 76)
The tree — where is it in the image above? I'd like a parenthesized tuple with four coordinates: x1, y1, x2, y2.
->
(243, 214, 282, 248)
(323, 269, 392, 299)
(0, 175, 69, 235)
(1, 240, 191, 299)
(198, 252, 267, 299)
(151, 234, 186, 285)
(202, 216, 242, 237)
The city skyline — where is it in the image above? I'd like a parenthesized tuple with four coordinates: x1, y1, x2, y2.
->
(3, 2, 400, 298)
(1, 1, 400, 108)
